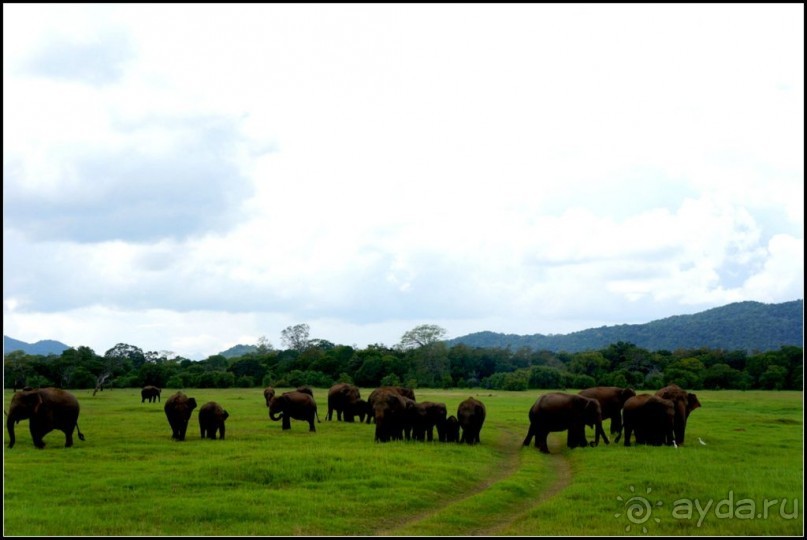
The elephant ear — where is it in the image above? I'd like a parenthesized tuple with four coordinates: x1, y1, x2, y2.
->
(188, 398, 197, 410)
(687, 393, 701, 411)
(223, 410, 230, 420)
(25, 391, 44, 415)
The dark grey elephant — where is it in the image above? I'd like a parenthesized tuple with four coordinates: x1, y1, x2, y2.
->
(444, 415, 460, 443)
(268, 390, 320, 431)
(141, 385, 162, 403)
(164, 391, 197, 441)
(655, 384, 701, 445)
(622, 394, 675, 446)
(578, 386, 635, 442)
(411, 401, 448, 442)
(6, 387, 85, 449)
(369, 388, 415, 442)
(522, 392, 609, 453)
(198, 401, 229, 440)
(457, 397, 486, 445)
(327, 383, 365, 422)
(366, 386, 416, 424)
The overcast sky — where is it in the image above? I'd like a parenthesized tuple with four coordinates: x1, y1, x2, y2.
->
(3, 4, 804, 359)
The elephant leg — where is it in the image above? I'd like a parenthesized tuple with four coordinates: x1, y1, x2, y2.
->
(523, 424, 535, 447)
(568, 426, 585, 449)
(282, 415, 291, 430)
(623, 423, 633, 446)
(64, 427, 75, 447)
(577, 426, 589, 448)
(308, 416, 316, 432)
(219, 424, 225, 439)
(537, 430, 549, 453)
(28, 421, 46, 448)
(611, 415, 622, 436)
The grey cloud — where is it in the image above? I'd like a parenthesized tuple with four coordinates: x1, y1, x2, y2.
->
(4, 116, 254, 243)
(22, 31, 133, 85)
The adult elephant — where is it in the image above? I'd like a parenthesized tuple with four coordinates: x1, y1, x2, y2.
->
(6, 387, 85, 449)
(164, 391, 197, 441)
(444, 415, 460, 443)
(411, 401, 448, 442)
(327, 383, 364, 422)
(457, 397, 486, 445)
(269, 390, 320, 432)
(366, 386, 416, 425)
(578, 386, 635, 442)
(264, 386, 311, 414)
(655, 384, 701, 445)
(198, 401, 229, 440)
(370, 387, 415, 442)
(522, 392, 608, 454)
(141, 385, 162, 403)
(622, 394, 675, 446)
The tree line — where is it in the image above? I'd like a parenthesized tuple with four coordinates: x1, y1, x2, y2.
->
(3, 324, 803, 392)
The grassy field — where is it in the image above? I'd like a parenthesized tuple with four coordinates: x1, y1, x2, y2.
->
(3, 387, 803, 536)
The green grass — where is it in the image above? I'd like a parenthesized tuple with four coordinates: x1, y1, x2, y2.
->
(3, 388, 803, 535)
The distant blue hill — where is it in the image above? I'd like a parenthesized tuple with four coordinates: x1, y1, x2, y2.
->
(446, 299, 804, 353)
(3, 336, 71, 356)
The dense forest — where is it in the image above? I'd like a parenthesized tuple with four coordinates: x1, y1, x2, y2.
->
(3, 322, 802, 392)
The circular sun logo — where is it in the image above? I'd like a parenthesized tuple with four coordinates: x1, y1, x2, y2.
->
(614, 485, 663, 533)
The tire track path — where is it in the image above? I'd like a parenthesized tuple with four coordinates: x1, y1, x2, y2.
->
(376, 430, 572, 536)
(475, 448, 571, 535)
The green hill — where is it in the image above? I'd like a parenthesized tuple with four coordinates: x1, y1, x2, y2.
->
(3, 336, 71, 356)
(446, 299, 803, 352)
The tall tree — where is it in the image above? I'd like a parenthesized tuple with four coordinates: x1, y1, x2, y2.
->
(399, 324, 447, 350)
(281, 323, 311, 352)
(256, 336, 274, 354)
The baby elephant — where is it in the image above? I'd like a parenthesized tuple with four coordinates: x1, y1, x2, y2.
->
(198, 401, 229, 440)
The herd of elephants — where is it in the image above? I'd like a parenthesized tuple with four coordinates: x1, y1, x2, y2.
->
(5, 383, 701, 453)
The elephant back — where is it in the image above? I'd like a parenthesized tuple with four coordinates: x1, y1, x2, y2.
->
(457, 397, 486, 423)
(165, 391, 197, 416)
(328, 383, 361, 402)
(200, 401, 225, 416)
(368, 386, 415, 409)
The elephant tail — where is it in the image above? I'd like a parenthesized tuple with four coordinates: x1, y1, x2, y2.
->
(315, 409, 321, 423)
(76, 423, 86, 442)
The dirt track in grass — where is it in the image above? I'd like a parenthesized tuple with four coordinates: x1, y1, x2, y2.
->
(375, 428, 572, 536)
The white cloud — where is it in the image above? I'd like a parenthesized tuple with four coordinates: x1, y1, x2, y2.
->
(3, 4, 803, 358)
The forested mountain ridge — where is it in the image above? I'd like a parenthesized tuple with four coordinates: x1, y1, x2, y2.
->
(446, 300, 803, 353)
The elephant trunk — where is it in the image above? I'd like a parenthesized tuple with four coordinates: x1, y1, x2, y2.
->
(593, 420, 610, 446)
(269, 409, 283, 422)
(7, 414, 17, 448)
